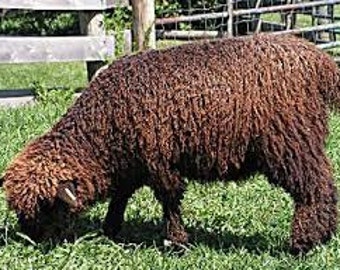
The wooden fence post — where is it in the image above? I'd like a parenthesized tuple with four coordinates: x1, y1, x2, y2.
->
(131, 0, 156, 51)
(79, 11, 106, 81)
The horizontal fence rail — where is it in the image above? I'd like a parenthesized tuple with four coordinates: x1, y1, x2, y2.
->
(233, 0, 340, 16)
(0, 0, 129, 10)
(156, 0, 340, 25)
(156, 30, 220, 39)
(157, 24, 340, 40)
(270, 23, 340, 36)
(156, 11, 230, 25)
(0, 36, 115, 63)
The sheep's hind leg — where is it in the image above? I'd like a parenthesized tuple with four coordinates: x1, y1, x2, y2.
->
(264, 143, 338, 254)
(153, 171, 188, 247)
(103, 183, 140, 239)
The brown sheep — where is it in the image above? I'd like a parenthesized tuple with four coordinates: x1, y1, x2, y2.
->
(1, 34, 340, 254)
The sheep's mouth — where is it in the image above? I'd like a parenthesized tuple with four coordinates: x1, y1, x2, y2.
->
(16, 181, 90, 243)
(17, 201, 76, 242)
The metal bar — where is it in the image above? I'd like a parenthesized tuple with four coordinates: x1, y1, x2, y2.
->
(156, 30, 219, 39)
(233, 0, 340, 16)
(227, 0, 233, 37)
(270, 22, 340, 35)
(156, 0, 340, 25)
(156, 11, 230, 25)
(316, 41, 340, 49)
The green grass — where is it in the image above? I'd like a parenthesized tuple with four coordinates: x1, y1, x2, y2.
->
(1, 93, 340, 269)
(0, 62, 87, 90)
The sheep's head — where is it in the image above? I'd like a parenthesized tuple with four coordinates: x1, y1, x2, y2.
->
(15, 181, 79, 241)
(2, 136, 108, 241)
(3, 159, 81, 240)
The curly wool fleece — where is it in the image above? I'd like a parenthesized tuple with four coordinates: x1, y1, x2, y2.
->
(3, 34, 340, 254)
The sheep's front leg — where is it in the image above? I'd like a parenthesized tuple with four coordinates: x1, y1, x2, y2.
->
(154, 172, 188, 246)
(103, 183, 139, 239)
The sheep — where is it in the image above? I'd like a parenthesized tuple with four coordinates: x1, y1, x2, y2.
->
(1, 34, 340, 254)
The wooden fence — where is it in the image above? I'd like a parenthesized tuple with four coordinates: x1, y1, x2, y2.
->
(0, 0, 128, 10)
(0, 0, 131, 80)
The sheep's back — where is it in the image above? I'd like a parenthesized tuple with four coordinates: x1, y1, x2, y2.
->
(85, 34, 336, 180)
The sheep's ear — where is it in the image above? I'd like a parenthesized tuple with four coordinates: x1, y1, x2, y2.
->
(0, 176, 3, 187)
(57, 181, 77, 207)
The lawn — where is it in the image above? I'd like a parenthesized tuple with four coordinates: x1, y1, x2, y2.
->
(0, 62, 87, 90)
(1, 62, 340, 269)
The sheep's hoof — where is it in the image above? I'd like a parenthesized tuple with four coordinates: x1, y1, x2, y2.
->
(162, 229, 189, 252)
(289, 243, 310, 256)
(163, 239, 190, 255)
(102, 223, 121, 240)
(289, 233, 333, 256)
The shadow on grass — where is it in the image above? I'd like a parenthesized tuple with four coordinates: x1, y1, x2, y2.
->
(116, 219, 288, 257)
(0, 214, 288, 257)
